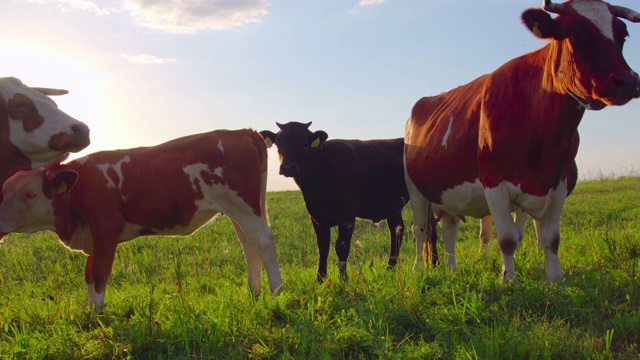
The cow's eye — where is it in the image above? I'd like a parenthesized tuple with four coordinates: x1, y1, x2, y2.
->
(10, 101, 28, 110)
(23, 192, 36, 201)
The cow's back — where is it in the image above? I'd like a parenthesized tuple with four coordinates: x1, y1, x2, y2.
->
(60, 129, 267, 239)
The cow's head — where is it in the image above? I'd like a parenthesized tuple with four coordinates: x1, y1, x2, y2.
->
(0, 167, 78, 237)
(260, 122, 328, 178)
(0, 77, 91, 169)
(522, 0, 640, 110)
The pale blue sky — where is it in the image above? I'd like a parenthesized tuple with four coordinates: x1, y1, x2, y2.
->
(2, 0, 639, 191)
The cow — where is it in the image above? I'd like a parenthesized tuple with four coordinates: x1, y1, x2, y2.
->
(404, 0, 640, 284)
(0, 77, 90, 200)
(0, 129, 282, 312)
(261, 121, 437, 283)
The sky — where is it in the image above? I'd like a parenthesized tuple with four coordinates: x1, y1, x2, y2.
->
(2, 0, 640, 191)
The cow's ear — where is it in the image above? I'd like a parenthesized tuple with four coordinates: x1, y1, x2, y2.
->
(260, 130, 277, 148)
(52, 170, 78, 194)
(522, 9, 561, 39)
(310, 131, 328, 149)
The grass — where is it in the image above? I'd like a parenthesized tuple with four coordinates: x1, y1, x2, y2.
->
(1, 176, 640, 359)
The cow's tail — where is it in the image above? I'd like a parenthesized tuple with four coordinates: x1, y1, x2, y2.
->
(250, 129, 270, 225)
(422, 201, 439, 268)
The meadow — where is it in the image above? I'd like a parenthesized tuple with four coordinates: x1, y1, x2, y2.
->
(1, 176, 640, 359)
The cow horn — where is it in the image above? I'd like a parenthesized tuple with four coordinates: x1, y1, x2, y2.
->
(610, 5, 640, 23)
(31, 87, 69, 96)
(543, 0, 565, 14)
(276, 122, 284, 129)
(303, 122, 312, 128)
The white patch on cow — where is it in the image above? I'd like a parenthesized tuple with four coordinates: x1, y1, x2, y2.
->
(65, 225, 94, 255)
(437, 178, 489, 218)
(217, 139, 224, 153)
(485, 92, 490, 102)
(484, 181, 552, 220)
(571, 0, 614, 41)
(92, 290, 106, 312)
(76, 157, 89, 165)
(96, 164, 116, 188)
(214, 166, 223, 178)
(183, 163, 211, 192)
(441, 115, 454, 149)
(96, 156, 131, 201)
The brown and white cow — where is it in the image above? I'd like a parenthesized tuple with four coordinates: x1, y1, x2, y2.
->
(0, 77, 90, 197)
(0, 129, 282, 312)
(404, 0, 640, 283)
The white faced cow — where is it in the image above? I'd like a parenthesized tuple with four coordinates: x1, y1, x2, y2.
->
(0, 129, 282, 312)
(404, 0, 640, 283)
(0, 77, 90, 196)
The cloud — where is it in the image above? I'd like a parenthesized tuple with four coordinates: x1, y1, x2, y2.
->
(24, 0, 113, 16)
(350, 0, 386, 14)
(123, 0, 271, 33)
(120, 53, 178, 65)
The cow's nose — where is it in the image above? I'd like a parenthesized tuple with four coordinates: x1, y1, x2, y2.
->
(71, 124, 91, 146)
(612, 71, 640, 97)
(279, 163, 299, 178)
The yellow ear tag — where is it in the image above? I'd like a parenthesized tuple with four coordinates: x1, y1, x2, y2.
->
(311, 137, 321, 148)
(56, 181, 67, 194)
(533, 23, 543, 38)
(264, 137, 273, 148)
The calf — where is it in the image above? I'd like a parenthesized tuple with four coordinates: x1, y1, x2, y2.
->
(261, 122, 436, 282)
(0, 77, 90, 200)
(0, 129, 282, 312)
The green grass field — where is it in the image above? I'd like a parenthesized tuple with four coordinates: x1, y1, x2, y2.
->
(1, 176, 640, 359)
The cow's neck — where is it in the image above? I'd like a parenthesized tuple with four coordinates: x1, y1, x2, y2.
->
(292, 155, 334, 206)
(539, 41, 597, 113)
(477, 45, 587, 193)
(52, 189, 81, 244)
(0, 145, 31, 203)
(508, 44, 587, 134)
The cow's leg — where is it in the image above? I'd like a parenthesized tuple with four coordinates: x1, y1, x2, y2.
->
(385, 212, 404, 268)
(84, 256, 95, 307)
(405, 175, 431, 270)
(479, 215, 493, 250)
(230, 216, 282, 296)
(312, 219, 331, 283)
(427, 209, 440, 266)
(485, 186, 520, 284)
(88, 243, 117, 314)
(230, 219, 263, 296)
(440, 213, 460, 268)
(335, 222, 355, 282)
(533, 218, 543, 249)
(514, 209, 528, 244)
(535, 184, 567, 283)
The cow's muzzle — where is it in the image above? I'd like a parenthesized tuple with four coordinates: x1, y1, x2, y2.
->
(279, 163, 300, 178)
(49, 123, 91, 152)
